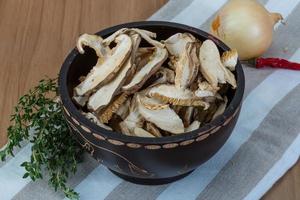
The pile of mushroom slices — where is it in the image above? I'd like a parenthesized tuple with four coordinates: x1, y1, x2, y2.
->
(73, 28, 238, 138)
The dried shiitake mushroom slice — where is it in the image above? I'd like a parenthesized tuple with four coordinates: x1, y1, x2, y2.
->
(82, 112, 112, 131)
(75, 34, 132, 96)
(199, 40, 237, 90)
(182, 107, 194, 128)
(119, 110, 144, 136)
(203, 101, 219, 123)
(133, 127, 155, 138)
(130, 34, 142, 63)
(168, 57, 177, 71)
(136, 47, 155, 56)
(194, 81, 216, 98)
(174, 42, 200, 89)
(165, 33, 196, 57)
(87, 57, 133, 111)
(73, 95, 89, 107)
(87, 34, 140, 111)
(148, 84, 209, 108)
(115, 98, 131, 120)
(135, 48, 155, 71)
(159, 67, 175, 83)
(102, 28, 128, 46)
(122, 47, 168, 93)
(139, 94, 169, 110)
(165, 33, 200, 89)
(103, 28, 164, 48)
(119, 121, 133, 136)
(130, 28, 164, 48)
(137, 95, 184, 134)
(107, 114, 123, 133)
(185, 120, 201, 132)
(212, 96, 228, 120)
(221, 49, 238, 71)
(148, 67, 175, 87)
(77, 33, 110, 58)
(145, 122, 162, 137)
(98, 93, 128, 124)
(119, 94, 144, 135)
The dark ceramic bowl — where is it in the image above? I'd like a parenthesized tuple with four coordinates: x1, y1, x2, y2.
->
(58, 21, 245, 184)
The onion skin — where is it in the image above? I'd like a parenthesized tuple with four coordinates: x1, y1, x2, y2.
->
(211, 0, 283, 60)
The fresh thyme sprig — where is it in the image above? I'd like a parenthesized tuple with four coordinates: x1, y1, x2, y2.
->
(0, 78, 82, 199)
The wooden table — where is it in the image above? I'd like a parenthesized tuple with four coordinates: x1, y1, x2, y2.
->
(0, 1, 298, 199)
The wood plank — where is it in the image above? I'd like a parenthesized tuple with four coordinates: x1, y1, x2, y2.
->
(263, 162, 300, 200)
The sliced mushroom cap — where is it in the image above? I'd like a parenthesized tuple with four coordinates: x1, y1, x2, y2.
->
(124, 35, 142, 85)
(119, 121, 133, 136)
(137, 95, 184, 134)
(115, 98, 131, 120)
(87, 34, 141, 111)
(148, 67, 175, 87)
(102, 28, 128, 46)
(133, 127, 155, 138)
(107, 114, 123, 133)
(168, 56, 177, 70)
(145, 122, 162, 137)
(119, 94, 144, 134)
(73, 95, 89, 107)
(130, 34, 142, 63)
(130, 28, 164, 48)
(199, 40, 237, 90)
(103, 27, 158, 45)
(120, 110, 144, 135)
(139, 94, 169, 110)
(185, 120, 201, 132)
(182, 107, 194, 128)
(164, 33, 196, 57)
(98, 93, 128, 123)
(87, 57, 133, 111)
(160, 67, 175, 83)
(135, 48, 155, 71)
(221, 49, 238, 71)
(203, 101, 219, 123)
(174, 42, 199, 89)
(212, 96, 228, 120)
(194, 81, 216, 98)
(172, 105, 182, 115)
(136, 47, 155, 57)
(130, 28, 157, 38)
(75, 34, 132, 96)
(82, 112, 112, 131)
(122, 47, 168, 93)
(148, 84, 209, 108)
(76, 33, 110, 57)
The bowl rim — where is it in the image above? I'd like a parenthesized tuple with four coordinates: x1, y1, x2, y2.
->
(59, 21, 245, 145)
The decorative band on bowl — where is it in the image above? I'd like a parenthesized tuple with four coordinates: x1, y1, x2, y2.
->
(162, 143, 179, 149)
(145, 145, 161, 150)
(108, 139, 125, 146)
(196, 133, 210, 142)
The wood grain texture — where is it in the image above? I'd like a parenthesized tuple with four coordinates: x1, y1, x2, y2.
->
(0, 0, 167, 147)
(263, 163, 300, 200)
(0, 1, 298, 199)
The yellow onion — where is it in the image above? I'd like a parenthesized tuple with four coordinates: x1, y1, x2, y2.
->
(210, 0, 283, 60)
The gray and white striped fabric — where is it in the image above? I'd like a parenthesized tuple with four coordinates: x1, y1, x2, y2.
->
(1, 0, 300, 199)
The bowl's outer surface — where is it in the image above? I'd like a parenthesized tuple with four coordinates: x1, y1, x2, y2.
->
(59, 21, 245, 184)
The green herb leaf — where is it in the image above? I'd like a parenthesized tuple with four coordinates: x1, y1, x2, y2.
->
(0, 78, 82, 199)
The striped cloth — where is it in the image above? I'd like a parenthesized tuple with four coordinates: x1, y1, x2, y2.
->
(1, 0, 300, 199)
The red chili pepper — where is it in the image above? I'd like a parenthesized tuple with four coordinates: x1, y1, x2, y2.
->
(255, 57, 300, 70)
